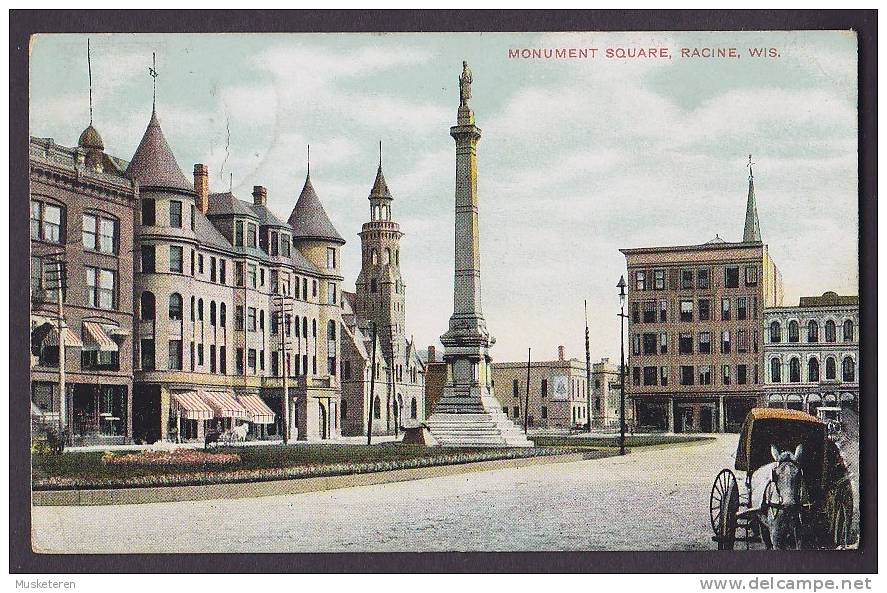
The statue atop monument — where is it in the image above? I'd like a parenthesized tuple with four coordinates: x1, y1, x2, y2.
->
(459, 60, 472, 107)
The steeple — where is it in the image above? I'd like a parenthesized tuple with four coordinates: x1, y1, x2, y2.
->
(370, 141, 392, 201)
(743, 154, 762, 242)
(287, 158, 345, 245)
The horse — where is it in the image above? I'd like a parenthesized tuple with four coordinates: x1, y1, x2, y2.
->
(745, 444, 808, 550)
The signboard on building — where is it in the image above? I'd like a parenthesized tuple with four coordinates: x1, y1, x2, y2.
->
(551, 375, 569, 401)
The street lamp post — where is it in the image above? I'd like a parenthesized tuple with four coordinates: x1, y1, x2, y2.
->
(617, 275, 627, 456)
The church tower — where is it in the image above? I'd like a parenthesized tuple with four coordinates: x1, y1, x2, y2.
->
(355, 145, 406, 363)
(743, 154, 762, 242)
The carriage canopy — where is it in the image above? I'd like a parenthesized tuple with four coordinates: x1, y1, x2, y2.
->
(735, 408, 826, 490)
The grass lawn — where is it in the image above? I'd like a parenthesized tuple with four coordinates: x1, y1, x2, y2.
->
(530, 434, 714, 449)
(32, 444, 599, 490)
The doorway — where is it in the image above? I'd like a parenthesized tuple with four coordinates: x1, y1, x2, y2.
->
(319, 403, 328, 440)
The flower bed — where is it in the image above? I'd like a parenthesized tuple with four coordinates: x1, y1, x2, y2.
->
(34, 446, 595, 491)
(102, 449, 241, 467)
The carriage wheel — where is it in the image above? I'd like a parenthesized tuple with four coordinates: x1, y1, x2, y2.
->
(710, 469, 740, 550)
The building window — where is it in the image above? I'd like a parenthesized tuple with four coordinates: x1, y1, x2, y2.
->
(679, 333, 693, 355)
(643, 366, 657, 386)
(680, 366, 694, 386)
(82, 213, 117, 254)
(169, 200, 182, 228)
(632, 367, 640, 386)
(770, 358, 781, 383)
(235, 221, 244, 247)
(220, 303, 227, 327)
(197, 343, 205, 367)
(659, 332, 668, 354)
(659, 366, 668, 386)
(141, 198, 155, 226)
(724, 266, 739, 288)
(327, 247, 337, 269)
(235, 305, 244, 331)
(248, 264, 257, 288)
(788, 320, 800, 343)
(512, 379, 519, 397)
(653, 269, 665, 290)
(247, 223, 257, 248)
(86, 267, 115, 309)
(698, 332, 711, 354)
(219, 260, 227, 284)
(31, 200, 64, 243)
(631, 302, 640, 323)
(842, 357, 855, 382)
(513, 407, 520, 419)
(721, 330, 731, 354)
(770, 321, 781, 343)
(642, 333, 657, 355)
(819, 356, 835, 382)
(190, 204, 196, 231)
(327, 320, 337, 375)
(698, 365, 711, 386)
(140, 291, 155, 321)
(169, 293, 183, 320)
(635, 271, 646, 291)
(642, 300, 655, 323)
(327, 282, 337, 305)
(141, 245, 156, 273)
(737, 330, 748, 353)
(698, 299, 710, 321)
(632, 334, 641, 356)
(843, 319, 854, 342)
(744, 266, 758, 286)
(807, 320, 819, 343)
(825, 320, 836, 342)
(696, 268, 710, 289)
(209, 301, 217, 326)
(680, 269, 694, 290)
(789, 358, 801, 383)
(247, 307, 257, 332)
(737, 297, 747, 320)
(313, 280, 318, 298)
(168, 340, 183, 370)
(219, 346, 227, 374)
(541, 378, 548, 397)
(659, 300, 668, 322)
(209, 345, 216, 373)
(721, 298, 731, 321)
(140, 339, 155, 370)
(169, 245, 184, 273)
(737, 364, 747, 385)
(541, 406, 547, 419)
(247, 348, 257, 373)
(269, 231, 279, 256)
(808, 358, 820, 382)
(722, 365, 731, 385)
(679, 300, 693, 322)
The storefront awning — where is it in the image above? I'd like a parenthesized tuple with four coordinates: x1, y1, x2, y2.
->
(42, 325, 83, 348)
(202, 390, 249, 419)
(172, 391, 215, 421)
(237, 394, 276, 424)
(82, 321, 119, 352)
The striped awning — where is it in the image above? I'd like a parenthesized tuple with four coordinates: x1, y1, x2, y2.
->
(82, 321, 119, 352)
(42, 325, 83, 348)
(202, 390, 249, 419)
(237, 394, 276, 424)
(171, 391, 215, 421)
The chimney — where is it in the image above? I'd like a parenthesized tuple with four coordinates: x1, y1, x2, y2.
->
(193, 164, 209, 213)
(253, 185, 267, 206)
(428, 345, 436, 362)
(558, 345, 566, 361)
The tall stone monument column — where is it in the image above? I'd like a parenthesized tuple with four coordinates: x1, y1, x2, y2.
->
(425, 62, 531, 447)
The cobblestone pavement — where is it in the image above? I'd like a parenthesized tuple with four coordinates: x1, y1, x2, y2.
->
(33, 436, 739, 553)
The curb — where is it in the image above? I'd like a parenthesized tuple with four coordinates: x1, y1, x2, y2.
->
(32, 451, 609, 506)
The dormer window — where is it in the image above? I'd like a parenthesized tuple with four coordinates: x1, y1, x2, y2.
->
(270, 231, 279, 256)
(247, 223, 257, 248)
(280, 234, 291, 257)
(235, 221, 244, 247)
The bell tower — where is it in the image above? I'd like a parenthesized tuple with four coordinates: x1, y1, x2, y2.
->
(355, 143, 405, 362)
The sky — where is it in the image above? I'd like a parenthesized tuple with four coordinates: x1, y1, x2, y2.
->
(29, 31, 859, 363)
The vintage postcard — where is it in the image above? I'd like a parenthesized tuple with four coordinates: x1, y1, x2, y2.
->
(24, 26, 863, 560)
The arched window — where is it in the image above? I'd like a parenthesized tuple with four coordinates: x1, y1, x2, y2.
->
(808, 358, 820, 382)
(789, 358, 801, 383)
(770, 358, 781, 383)
(788, 320, 799, 343)
(327, 319, 336, 340)
(826, 356, 836, 380)
(396, 250, 400, 266)
(384, 248, 391, 264)
(373, 395, 381, 419)
(312, 318, 317, 338)
(168, 293, 183, 320)
(302, 317, 308, 338)
(220, 303, 227, 327)
(807, 320, 819, 343)
(842, 357, 855, 382)
(140, 291, 155, 321)
(198, 298, 204, 322)
(843, 320, 854, 342)
(371, 249, 378, 265)
(769, 321, 781, 343)
(825, 320, 836, 342)
(210, 301, 217, 326)
(190, 296, 195, 322)
(410, 397, 417, 419)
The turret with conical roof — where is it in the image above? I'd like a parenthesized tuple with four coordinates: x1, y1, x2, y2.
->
(743, 154, 762, 243)
(126, 109, 193, 193)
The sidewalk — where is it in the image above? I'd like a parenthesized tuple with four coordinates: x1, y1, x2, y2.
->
(65, 433, 403, 453)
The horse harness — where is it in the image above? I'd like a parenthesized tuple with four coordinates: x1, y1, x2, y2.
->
(763, 458, 808, 523)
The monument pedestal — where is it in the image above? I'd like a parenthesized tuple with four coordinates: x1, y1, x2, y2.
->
(426, 384, 533, 447)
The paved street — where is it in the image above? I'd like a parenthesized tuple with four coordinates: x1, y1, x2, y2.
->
(33, 436, 743, 552)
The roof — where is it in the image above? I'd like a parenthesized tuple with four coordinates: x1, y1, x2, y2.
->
(743, 165, 762, 242)
(249, 202, 290, 228)
(78, 124, 104, 151)
(125, 109, 193, 192)
(207, 192, 258, 218)
(620, 240, 764, 256)
(369, 165, 392, 200)
(288, 174, 345, 244)
(746, 408, 822, 424)
(194, 210, 234, 251)
(798, 292, 859, 307)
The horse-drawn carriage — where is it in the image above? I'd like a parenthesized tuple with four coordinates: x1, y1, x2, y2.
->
(709, 408, 854, 550)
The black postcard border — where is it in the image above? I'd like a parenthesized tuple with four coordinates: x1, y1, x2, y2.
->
(9, 9, 877, 575)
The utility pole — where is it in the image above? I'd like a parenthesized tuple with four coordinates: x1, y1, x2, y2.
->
(56, 258, 66, 443)
(276, 294, 292, 444)
(617, 276, 627, 456)
(366, 321, 377, 445)
(389, 324, 398, 438)
(523, 347, 531, 433)
(585, 299, 593, 433)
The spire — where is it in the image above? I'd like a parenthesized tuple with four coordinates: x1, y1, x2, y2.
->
(125, 107, 192, 191)
(743, 154, 761, 242)
(307, 144, 310, 177)
(78, 38, 104, 152)
(369, 141, 392, 200)
(288, 164, 345, 245)
(148, 52, 158, 113)
(87, 38, 93, 125)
